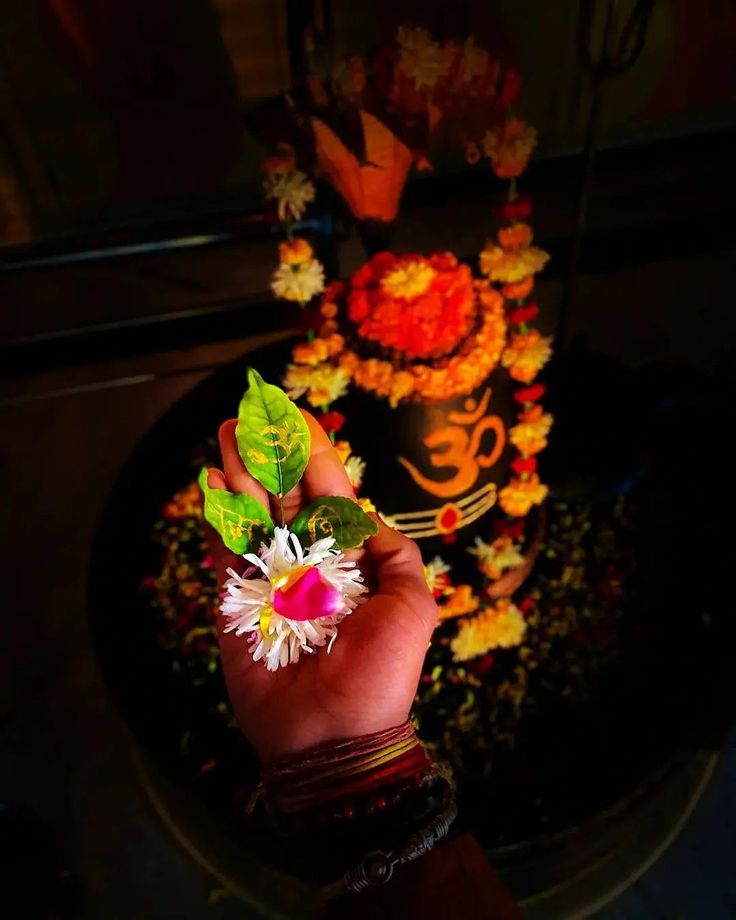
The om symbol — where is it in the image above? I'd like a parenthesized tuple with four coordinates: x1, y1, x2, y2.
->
(397, 389, 506, 499)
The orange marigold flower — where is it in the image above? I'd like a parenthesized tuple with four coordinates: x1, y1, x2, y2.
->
(502, 329, 552, 383)
(333, 440, 352, 464)
(292, 338, 329, 365)
(164, 482, 202, 519)
(263, 143, 296, 175)
(278, 237, 313, 266)
(482, 117, 537, 179)
(338, 350, 359, 376)
(498, 222, 533, 250)
(347, 252, 476, 360)
(438, 584, 480, 622)
(499, 473, 548, 517)
(323, 333, 345, 358)
(320, 301, 339, 319)
(389, 371, 415, 407)
(451, 598, 527, 660)
(479, 242, 549, 283)
(503, 276, 534, 300)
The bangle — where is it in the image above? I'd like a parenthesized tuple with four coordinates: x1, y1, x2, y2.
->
(261, 720, 434, 824)
(320, 796, 458, 899)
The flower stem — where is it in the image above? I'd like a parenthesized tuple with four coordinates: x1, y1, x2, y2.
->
(508, 177, 518, 202)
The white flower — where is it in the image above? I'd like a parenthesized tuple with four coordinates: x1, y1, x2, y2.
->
(344, 454, 366, 490)
(424, 555, 450, 592)
(264, 169, 316, 222)
(283, 362, 350, 407)
(220, 527, 367, 671)
(271, 258, 325, 304)
(467, 536, 525, 580)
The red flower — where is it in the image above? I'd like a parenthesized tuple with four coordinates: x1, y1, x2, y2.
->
(494, 194, 532, 221)
(514, 383, 545, 404)
(318, 411, 346, 434)
(467, 653, 495, 678)
(323, 280, 347, 303)
(493, 518, 525, 540)
(518, 596, 536, 614)
(511, 455, 537, 474)
(499, 68, 522, 108)
(506, 302, 539, 324)
(346, 252, 476, 360)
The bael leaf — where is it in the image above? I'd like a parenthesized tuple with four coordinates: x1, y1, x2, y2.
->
(291, 496, 378, 550)
(198, 468, 274, 554)
(236, 368, 311, 498)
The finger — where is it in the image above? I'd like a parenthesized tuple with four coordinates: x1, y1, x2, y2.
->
(300, 410, 355, 501)
(218, 419, 270, 508)
(364, 515, 438, 630)
(206, 467, 228, 491)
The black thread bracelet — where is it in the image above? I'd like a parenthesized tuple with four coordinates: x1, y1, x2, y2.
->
(319, 795, 458, 899)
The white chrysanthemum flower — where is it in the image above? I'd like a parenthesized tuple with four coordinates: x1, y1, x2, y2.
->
(220, 527, 367, 671)
(271, 258, 325, 304)
(282, 362, 350, 407)
(467, 536, 525, 580)
(424, 555, 450, 592)
(264, 169, 316, 221)
(344, 454, 366, 490)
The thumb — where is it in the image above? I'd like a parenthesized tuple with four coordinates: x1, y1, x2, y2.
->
(365, 515, 438, 629)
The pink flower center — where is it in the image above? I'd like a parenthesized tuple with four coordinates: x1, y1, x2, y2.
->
(272, 566, 342, 621)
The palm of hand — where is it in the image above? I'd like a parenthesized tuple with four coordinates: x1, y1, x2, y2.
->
(207, 414, 438, 761)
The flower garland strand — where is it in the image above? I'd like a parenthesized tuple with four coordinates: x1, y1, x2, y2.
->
(264, 144, 326, 308)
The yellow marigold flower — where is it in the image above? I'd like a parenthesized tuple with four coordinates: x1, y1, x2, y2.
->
(451, 599, 527, 660)
(279, 237, 313, 266)
(271, 258, 325, 304)
(438, 584, 480, 621)
(333, 440, 352, 464)
(459, 36, 489, 83)
(380, 260, 437, 299)
(358, 497, 376, 513)
(283, 363, 350, 407)
(323, 333, 345, 358)
(499, 473, 548, 517)
(509, 406, 554, 455)
(479, 243, 549, 283)
(483, 117, 537, 179)
(467, 536, 525, 581)
(292, 338, 329, 365)
(397, 26, 452, 89)
(502, 329, 552, 384)
(498, 222, 533, 250)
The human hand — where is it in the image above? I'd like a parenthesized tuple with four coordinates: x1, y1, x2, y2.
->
(205, 411, 438, 762)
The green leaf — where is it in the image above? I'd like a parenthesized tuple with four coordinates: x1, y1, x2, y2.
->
(236, 368, 311, 497)
(291, 496, 378, 550)
(198, 468, 274, 554)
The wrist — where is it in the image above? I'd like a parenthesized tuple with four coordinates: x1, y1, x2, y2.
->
(255, 720, 457, 894)
(261, 720, 434, 828)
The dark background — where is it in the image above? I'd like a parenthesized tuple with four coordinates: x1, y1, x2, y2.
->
(1, 1, 736, 917)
